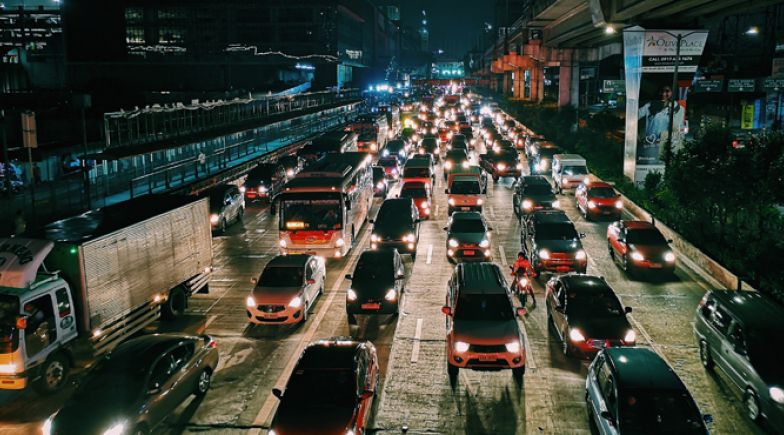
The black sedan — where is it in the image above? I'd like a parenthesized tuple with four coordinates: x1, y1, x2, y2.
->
(45, 334, 219, 435)
(444, 212, 492, 263)
(372, 166, 388, 197)
(546, 275, 635, 358)
(345, 249, 406, 323)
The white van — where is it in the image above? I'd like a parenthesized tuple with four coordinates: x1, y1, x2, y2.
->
(552, 154, 588, 192)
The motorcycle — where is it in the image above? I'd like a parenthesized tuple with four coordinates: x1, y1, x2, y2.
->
(510, 266, 535, 307)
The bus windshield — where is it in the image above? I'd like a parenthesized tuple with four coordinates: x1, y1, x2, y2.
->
(281, 198, 343, 230)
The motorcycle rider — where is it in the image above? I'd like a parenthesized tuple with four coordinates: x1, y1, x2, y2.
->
(511, 251, 536, 305)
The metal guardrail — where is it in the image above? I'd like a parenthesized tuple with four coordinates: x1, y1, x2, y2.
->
(104, 88, 360, 148)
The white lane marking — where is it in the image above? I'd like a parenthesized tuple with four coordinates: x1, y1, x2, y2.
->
(521, 321, 537, 370)
(426, 244, 433, 264)
(489, 206, 496, 219)
(204, 314, 218, 330)
(435, 204, 440, 217)
(249, 231, 369, 433)
(411, 318, 423, 363)
(499, 245, 508, 267)
(255, 229, 266, 234)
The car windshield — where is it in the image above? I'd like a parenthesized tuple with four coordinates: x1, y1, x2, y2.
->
(497, 150, 518, 161)
(281, 197, 342, 230)
(626, 229, 667, 245)
(562, 166, 587, 175)
(283, 368, 357, 406)
(0, 295, 20, 354)
(387, 140, 404, 151)
(460, 128, 472, 136)
(446, 152, 467, 161)
(537, 223, 578, 240)
(249, 166, 275, 179)
(378, 159, 397, 168)
(421, 139, 437, 148)
(403, 167, 430, 178)
(451, 180, 480, 195)
(565, 290, 623, 317)
(450, 219, 485, 233)
(354, 258, 393, 285)
(525, 185, 552, 196)
(260, 267, 303, 287)
(619, 389, 705, 434)
(589, 187, 616, 198)
(377, 204, 413, 224)
(401, 186, 428, 198)
(538, 148, 562, 158)
(451, 141, 467, 150)
(77, 355, 147, 396)
(455, 293, 514, 321)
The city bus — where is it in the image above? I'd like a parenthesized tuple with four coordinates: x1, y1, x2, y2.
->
(298, 129, 358, 163)
(352, 113, 389, 154)
(277, 152, 373, 259)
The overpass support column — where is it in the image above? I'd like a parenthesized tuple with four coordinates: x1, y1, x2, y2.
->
(559, 63, 573, 107)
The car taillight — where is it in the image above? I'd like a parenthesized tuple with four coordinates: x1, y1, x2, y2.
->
(698, 293, 709, 308)
(204, 336, 217, 348)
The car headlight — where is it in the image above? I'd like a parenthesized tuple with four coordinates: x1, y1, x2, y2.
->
(454, 341, 469, 353)
(371, 234, 379, 243)
(286, 169, 295, 177)
(522, 199, 533, 210)
(370, 143, 378, 151)
(496, 163, 506, 171)
(384, 289, 397, 301)
(615, 200, 623, 209)
(624, 329, 636, 343)
(569, 328, 586, 343)
(770, 387, 784, 404)
(382, 149, 389, 156)
(575, 250, 586, 260)
(399, 150, 406, 157)
(42, 417, 54, 435)
(552, 200, 561, 209)
(631, 251, 644, 262)
(246, 296, 256, 307)
(477, 198, 484, 205)
(479, 239, 490, 248)
(462, 161, 470, 169)
(279, 239, 287, 248)
(538, 249, 550, 260)
(448, 198, 456, 206)
(259, 186, 268, 193)
(269, 430, 278, 435)
(239, 186, 246, 193)
(0, 362, 17, 374)
(335, 238, 345, 247)
(377, 181, 385, 189)
(346, 430, 356, 435)
(505, 341, 521, 353)
(404, 233, 416, 242)
(288, 296, 303, 308)
(587, 200, 597, 209)
(664, 251, 676, 262)
(347, 289, 357, 301)
(444, 161, 453, 169)
(516, 163, 523, 170)
(210, 214, 220, 224)
(448, 239, 459, 248)
(102, 421, 127, 435)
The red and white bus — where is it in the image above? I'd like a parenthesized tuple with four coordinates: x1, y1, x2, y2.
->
(277, 152, 373, 259)
(352, 113, 389, 154)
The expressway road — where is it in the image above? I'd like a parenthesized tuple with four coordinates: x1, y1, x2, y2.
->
(0, 128, 765, 435)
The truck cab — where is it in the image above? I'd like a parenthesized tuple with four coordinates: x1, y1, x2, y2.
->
(0, 239, 78, 392)
(552, 154, 588, 193)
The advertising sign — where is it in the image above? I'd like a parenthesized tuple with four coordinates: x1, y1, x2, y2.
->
(602, 80, 625, 93)
(741, 104, 755, 129)
(763, 78, 784, 92)
(693, 80, 723, 92)
(728, 79, 756, 93)
(623, 28, 707, 184)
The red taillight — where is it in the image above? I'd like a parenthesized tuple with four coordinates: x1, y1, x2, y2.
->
(209, 340, 217, 348)
(698, 293, 709, 308)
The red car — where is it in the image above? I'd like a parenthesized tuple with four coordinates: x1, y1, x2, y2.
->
(269, 338, 378, 435)
(376, 157, 400, 180)
(575, 180, 623, 221)
(400, 181, 432, 219)
(607, 220, 676, 277)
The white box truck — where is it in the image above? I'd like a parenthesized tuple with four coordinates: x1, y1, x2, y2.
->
(552, 154, 588, 193)
(0, 195, 212, 392)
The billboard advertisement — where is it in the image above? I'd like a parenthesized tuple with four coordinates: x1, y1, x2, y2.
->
(623, 27, 708, 184)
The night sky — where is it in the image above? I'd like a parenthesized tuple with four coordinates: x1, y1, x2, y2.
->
(395, 0, 494, 58)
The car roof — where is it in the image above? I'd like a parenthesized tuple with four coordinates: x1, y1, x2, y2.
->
(604, 347, 687, 391)
(358, 249, 395, 265)
(450, 211, 483, 221)
(402, 181, 427, 189)
(379, 198, 413, 211)
(585, 181, 614, 189)
(266, 254, 311, 268)
(708, 290, 784, 331)
(530, 210, 570, 223)
(521, 175, 551, 186)
(560, 274, 612, 293)
(112, 334, 196, 367)
(455, 262, 507, 295)
(299, 339, 363, 370)
(622, 220, 657, 230)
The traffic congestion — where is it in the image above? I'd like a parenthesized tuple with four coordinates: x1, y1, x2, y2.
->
(0, 84, 778, 435)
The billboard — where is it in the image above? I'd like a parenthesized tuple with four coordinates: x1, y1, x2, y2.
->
(623, 27, 708, 184)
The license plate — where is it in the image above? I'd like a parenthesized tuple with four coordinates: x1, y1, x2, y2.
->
(590, 341, 605, 349)
(461, 207, 471, 211)
(648, 263, 662, 269)
(464, 250, 475, 256)
(305, 251, 317, 255)
(361, 303, 381, 310)
(556, 266, 571, 272)
(478, 354, 497, 361)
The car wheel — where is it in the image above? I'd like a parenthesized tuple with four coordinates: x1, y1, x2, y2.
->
(607, 242, 615, 260)
(745, 389, 762, 422)
(562, 331, 572, 356)
(547, 314, 556, 334)
(219, 218, 227, 233)
(33, 352, 69, 394)
(237, 207, 244, 223)
(162, 286, 187, 320)
(699, 340, 714, 370)
(318, 285, 324, 296)
(493, 175, 499, 182)
(300, 304, 309, 323)
(447, 363, 459, 382)
(194, 369, 212, 396)
(411, 251, 417, 261)
(512, 366, 525, 381)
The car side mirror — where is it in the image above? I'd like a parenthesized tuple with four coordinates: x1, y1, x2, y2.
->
(703, 414, 713, 424)
(345, 274, 352, 280)
(441, 306, 452, 316)
(667, 239, 673, 243)
(517, 307, 527, 317)
(272, 388, 283, 400)
(250, 277, 258, 284)
(443, 226, 448, 231)
(306, 279, 316, 285)
(625, 306, 633, 314)
(368, 219, 374, 224)
(397, 274, 406, 280)
(444, 189, 449, 194)
(579, 233, 586, 239)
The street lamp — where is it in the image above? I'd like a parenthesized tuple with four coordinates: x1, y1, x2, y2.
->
(605, 25, 616, 35)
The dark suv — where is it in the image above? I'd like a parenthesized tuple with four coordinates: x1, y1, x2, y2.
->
(694, 290, 784, 429)
(370, 198, 420, 259)
(586, 347, 710, 434)
(345, 250, 406, 323)
(522, 210, 587, 274)
(546, 274, 634, 358)
(513, 175, 559, 218)
(243, 163, 285, 202)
